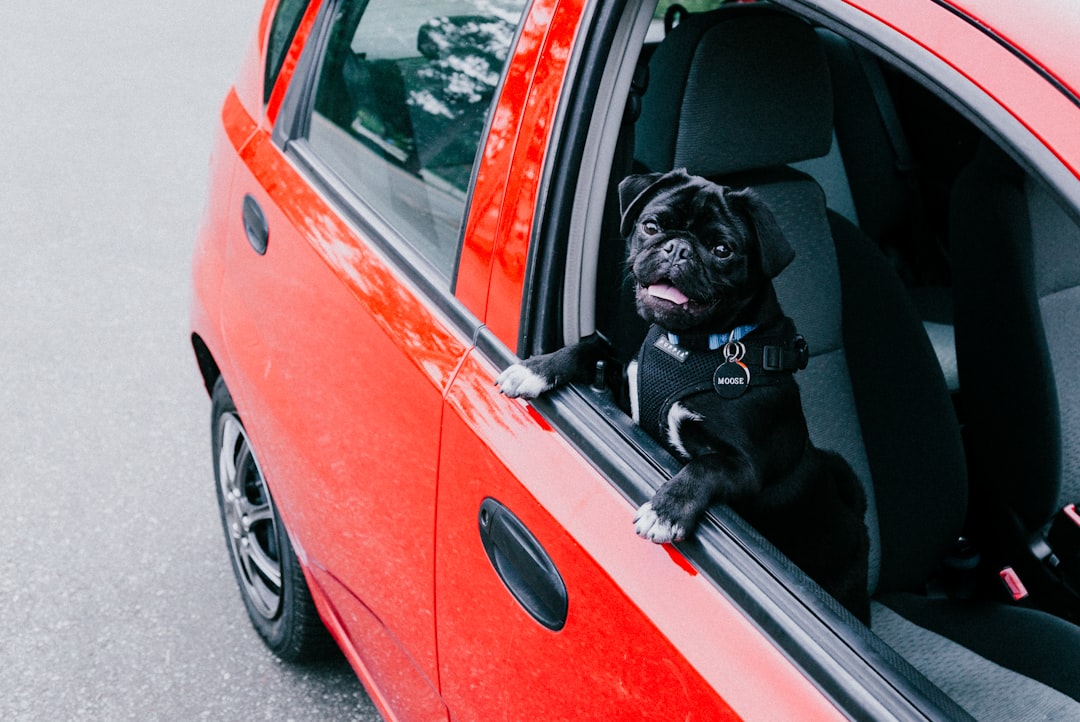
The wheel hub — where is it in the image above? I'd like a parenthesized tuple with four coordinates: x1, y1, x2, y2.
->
(217, 413, 283, 621)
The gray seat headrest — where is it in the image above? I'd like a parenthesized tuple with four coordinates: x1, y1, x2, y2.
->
(637, 6, 833, 177)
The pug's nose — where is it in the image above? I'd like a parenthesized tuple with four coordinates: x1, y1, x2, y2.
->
(662, 239, 693, 264)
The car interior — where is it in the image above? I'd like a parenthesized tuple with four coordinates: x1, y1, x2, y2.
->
(547, 0, 1080, 715)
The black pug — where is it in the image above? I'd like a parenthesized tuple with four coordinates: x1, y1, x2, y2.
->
(497, 169, 870, 620)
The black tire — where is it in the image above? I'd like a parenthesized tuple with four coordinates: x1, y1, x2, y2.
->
(211, 377, 334, 662)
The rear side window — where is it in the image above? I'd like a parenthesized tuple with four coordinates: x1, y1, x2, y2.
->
(306, 0, 527, 279)
(265, 0, 311, 103)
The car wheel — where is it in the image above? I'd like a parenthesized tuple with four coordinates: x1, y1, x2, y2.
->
(211, 377, 334, 662)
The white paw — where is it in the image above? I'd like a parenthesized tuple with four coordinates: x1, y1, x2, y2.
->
(633, 502, 686, 544)
(496, 364, 554, 399)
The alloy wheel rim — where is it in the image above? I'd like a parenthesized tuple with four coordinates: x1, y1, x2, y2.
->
(217, 412, 283, 620)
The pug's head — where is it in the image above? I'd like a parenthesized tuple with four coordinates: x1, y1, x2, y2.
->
(619, 169, 793, 333)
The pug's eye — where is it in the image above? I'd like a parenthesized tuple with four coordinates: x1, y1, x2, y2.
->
(713, 243, 733, 259)
(641, 220, 661, 236)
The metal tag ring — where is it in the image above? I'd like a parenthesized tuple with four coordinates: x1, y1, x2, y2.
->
(723, 339, 746, 363)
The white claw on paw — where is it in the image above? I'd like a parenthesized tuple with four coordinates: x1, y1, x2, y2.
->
(495, 364, 554, 399)
(633, 502, 685, 544)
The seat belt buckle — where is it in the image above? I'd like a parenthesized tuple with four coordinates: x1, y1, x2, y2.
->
(1047, 503, 1080, 560)
(1043, 503, 1080, 598)
(999, 566, 1030, 601)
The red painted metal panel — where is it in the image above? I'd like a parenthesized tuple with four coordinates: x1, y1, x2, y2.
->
(266, 0, 324, 125)
(306, 566, 449, 722)
(942, 0, 1080, 102)
(484, 0, 585, 349)
(846, 0, 1080, 180)
(436, 349, 845, 720)
(190, 102, 244, 385)
(455, 0, 564, 323)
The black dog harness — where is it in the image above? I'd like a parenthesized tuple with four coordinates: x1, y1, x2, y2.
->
(634, 318, 809, 439)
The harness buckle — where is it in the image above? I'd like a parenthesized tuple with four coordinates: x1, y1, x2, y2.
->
(793, 335, 809, 370)
(762, 335, 810, 372)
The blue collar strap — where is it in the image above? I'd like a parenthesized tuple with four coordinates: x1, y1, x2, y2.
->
(667, 324, 758, 351)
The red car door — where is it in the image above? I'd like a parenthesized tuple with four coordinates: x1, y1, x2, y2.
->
(438, 351, 735, 719)
(434, 1, 846, 718)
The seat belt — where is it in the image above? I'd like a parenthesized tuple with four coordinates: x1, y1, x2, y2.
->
(854, 47, 949, 285)
(855, 48, 916, 173)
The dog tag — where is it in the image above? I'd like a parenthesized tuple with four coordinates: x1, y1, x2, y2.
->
(713, 361, 750, 399)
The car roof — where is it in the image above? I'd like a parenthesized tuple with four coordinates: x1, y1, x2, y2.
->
(940, 0, 1080, 103)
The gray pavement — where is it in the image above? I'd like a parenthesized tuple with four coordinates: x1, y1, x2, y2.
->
(0, 3, 380, 719)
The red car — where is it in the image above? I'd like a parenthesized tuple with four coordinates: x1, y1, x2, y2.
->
(191, 0, 1080, 718)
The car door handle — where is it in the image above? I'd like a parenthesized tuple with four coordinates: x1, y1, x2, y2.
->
(479, 498, 568, 631)
(242, 194, 269, 255)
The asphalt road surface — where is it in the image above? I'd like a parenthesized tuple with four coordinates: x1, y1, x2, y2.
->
(0, 3, 380, 720)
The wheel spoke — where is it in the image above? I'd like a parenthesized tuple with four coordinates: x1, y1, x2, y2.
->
(242, 504, 274, 530)
(245, 536, 283, 590)
(217, 414, 243, 486)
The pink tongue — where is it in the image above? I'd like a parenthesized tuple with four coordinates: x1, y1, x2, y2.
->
(648, 283, 690, 305)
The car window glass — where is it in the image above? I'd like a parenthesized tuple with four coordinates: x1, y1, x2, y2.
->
(265, 0, 311, 103)
(653, 0, 715, 18)
(306, 0, 527, 279)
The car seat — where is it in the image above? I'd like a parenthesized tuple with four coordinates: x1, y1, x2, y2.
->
(631, 4, 1080, 716)
(952, 140, 1080, 615)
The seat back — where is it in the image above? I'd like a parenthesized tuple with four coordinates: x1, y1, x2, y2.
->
(633, 4, 968, 595)
(952, 142, 1080, 533)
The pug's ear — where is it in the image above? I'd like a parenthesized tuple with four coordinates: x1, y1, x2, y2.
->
(728, 187, 794, 278)
(618, 172, 666, 236)
(618, 169, 693, 237)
